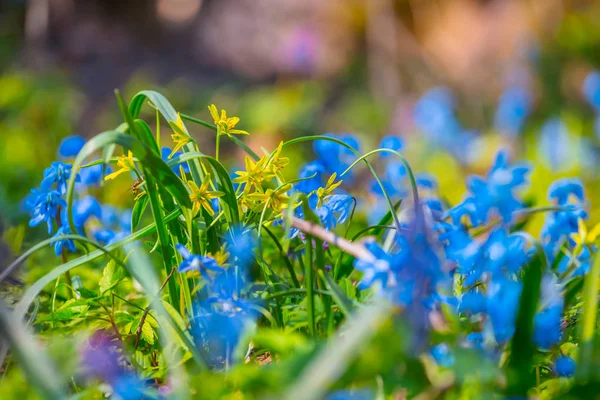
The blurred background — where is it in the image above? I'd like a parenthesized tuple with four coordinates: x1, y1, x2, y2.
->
(2, 0, 600, 257)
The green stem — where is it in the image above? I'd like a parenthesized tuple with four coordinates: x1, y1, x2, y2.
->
(215, 133, 221, 161)
(305, 235, 315, 336)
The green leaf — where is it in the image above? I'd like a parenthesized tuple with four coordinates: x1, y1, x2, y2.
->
(318, 271, 355, 317)
(131, 194, 149, 231)
(576, 250, 600, 382)
(505, 246, 545, 396)
(99, 259, 123, 293)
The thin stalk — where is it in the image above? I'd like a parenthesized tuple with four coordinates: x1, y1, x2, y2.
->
(215, 133, 221, 161)
(305, 235, 316, 336)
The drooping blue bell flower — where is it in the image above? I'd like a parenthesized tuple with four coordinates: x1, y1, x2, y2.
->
(486, 278, 522, 343)
(40, 161, 80, 195)
(58, 135, 86, 158)
(379, 135, 403, 157)
(28, 190, 66, 234)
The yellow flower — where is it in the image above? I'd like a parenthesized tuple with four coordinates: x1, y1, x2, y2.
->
(104, 151, 136, 181)
(571, 218, 600, 247)
(209, 250, 229, 267)
(187, 175, 224, 217)
(316, 173, 343, 207)
(208, 104, 249, 137)
(246, 183, 293, 212)
(268, 141, 289, 175)
(169, 113, 192, 158)
(233, 155, 273, 192)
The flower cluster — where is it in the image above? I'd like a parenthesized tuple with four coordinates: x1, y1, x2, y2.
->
(180, 226, 259, 369)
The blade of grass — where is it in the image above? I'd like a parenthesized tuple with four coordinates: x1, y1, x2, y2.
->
(576, 250, 600, 382)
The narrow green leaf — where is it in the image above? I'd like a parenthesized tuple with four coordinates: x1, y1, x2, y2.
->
(131, 194, 149, 231)
(318, 270, 354, 317)
(576, 251, 600, 382)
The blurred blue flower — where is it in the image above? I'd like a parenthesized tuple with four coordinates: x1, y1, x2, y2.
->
(58, 135, 86, 158)
(354, 241, 393, 290)
(494, 86, 531, 136)
(482, 229, 531, 276)
(225, 226, 257, 268)
(79, 163, 104, 186)
(459, 291, 487, 314)
(51, 224, 76, 256)
(555, 355, 576, 377)
(176, 244, 223, 276)
(539, 118, 576, 172)
(28, 190, 66, 234)
(486, 278, 522, 343)
(430, 343, 455, 367)
(162, 146, 190, 174)
(313, 133, 359, 178)
(455, 150, 529, 225)
(583, 71, 600, 110)
(413, 87, 462, 148)
(326, 389, 374, 400)
(111, 373, 148, 400)
(379, 135, 403, 157)
(548, 178, 585, 205)
(40, 161, 80, 195)
(94, 229, 116, 245)
(533, 305, 563, 349)
(73, 196, 102, 227)
(297, 161, 326, 208)
(317, 194, 353, 230)
(416, 173, 438, 191)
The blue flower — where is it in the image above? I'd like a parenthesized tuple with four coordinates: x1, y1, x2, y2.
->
(296, 161, 325, 208)
(482, 229, 531, 276)
(453, 150, 529, 225)
(416, 173, 438, 191)
(73, 196, 102, 227)
(430, 343, 455, 367)
(539, 118, 576, 172)
(533, 305, 563, 349)
(313, 133, 359, 178)
(558, 246, 592, 276)
(94, 229, 116, 245)
(40, 162, 80, 195)
(326, 389, 374, 400)
(413, 87, 462, 147)
(486, 278, 522, 343)
(110, 373, 148, 400)
(79, 163, 104, 186)
(548, 178, 585, 206)
(379, 135, 403, 156)
(354, 241, 393, 290)
(317, 194, 354, 230)
(176, 244, 223, 276)
(225, 226, 257, 268)
(28, 190, 66, 234)
(437, 222, 481, 276)
(555, 356, 576, 377)
(494, 86, 531, 136)
(583, 71, 600, 110)
(459, 291, 486, 314)
(58, 135, 86, 158)
(51, 224, 76, 256)
(162, 147, 190, 174)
